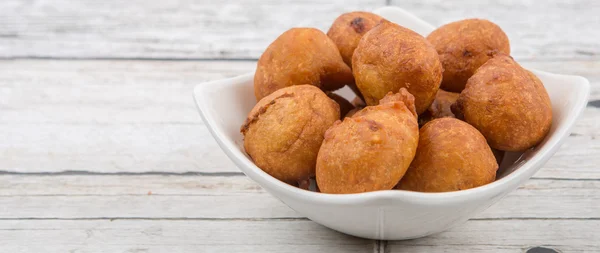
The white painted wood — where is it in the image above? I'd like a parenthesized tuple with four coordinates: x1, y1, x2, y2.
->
(1, 0, 598, 60)
(1, 122, 597, 176)
(0, 0, 386, 59)
(0, 1, 597, 251)
(0, 219, 595, 252)
(0, 60, 598, 177)
(0, 124, 238, 174)
(391, 0, 600, 61)
(0, 176, 597, 219)
(0, 59, 255, 124)
(0, 219, 375, 253)
(0, 60, 597, 125)
(388, 220, 600, 252)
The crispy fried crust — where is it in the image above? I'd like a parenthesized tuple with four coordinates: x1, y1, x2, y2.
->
(352, 20, 442, 114)
(451, 55, 552, 151)
(327, 11, 384, 67)
(242, 85, 340, 185)
(316, 88, 419, 194)
(254, 28, 354, 101)
(397, 118, 498, 192)
(427, 19, 510, 92)
(376, 89, 417, 118)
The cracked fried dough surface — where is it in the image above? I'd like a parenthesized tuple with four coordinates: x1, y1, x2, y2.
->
(242, 85, 340, 185)
(452, 55, 552, 151)
(352, 20, 442, 114)
(397, 118, 498, 192)
(327, 11, 383, 67)
(254, 28, 354, 101)
(427, 19, 510, 92)
(316, 89, 418, 194)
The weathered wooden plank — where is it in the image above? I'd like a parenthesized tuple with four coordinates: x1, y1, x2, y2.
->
(0, 59, 598, 176)
(0, 124, 238, 174)
(388, 220, 599, 252)
(0, 59, 254, 124)
(1, 0, 598, 60)
(0, 0, 386, 59)
(2, 123, 596, 176)
(0, 219, 375, 253)
(0, 60, 597, 125)
(0, 176, 597, 219)
(0, 219, 595, 252)
(390, 0, 600, 61)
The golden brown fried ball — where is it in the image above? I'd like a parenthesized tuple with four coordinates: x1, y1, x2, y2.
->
(326, 92, 354, 119)
(397, 118, 498, 192)
(241, 85, 340, 185)
(316, 88, 419, 194)
(419, 89, 460, 126)
(353, 20, 443, 114)
(427, 19, 510, 92)
(452, 55, 552, 151)
(254, 28, 354, 101)
(327, 11, 384, 67)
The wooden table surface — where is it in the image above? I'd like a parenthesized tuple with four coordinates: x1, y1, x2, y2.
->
(1, 0, 599, 252)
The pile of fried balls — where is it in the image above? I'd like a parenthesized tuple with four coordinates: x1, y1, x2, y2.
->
(240, 12, 553, 194)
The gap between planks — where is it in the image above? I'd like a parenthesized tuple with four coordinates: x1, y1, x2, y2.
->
(0, 219, 597, 252)
(2, 0, 599, 61)
(0, 59, 598, 178)
(1, 175, 598, 220)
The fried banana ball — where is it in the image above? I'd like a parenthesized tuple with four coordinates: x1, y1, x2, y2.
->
(241, 85, 340, 185)
(254, 28, 354, 101)
(419, 89, 460, 126)
(353, 20, 443, 114)
(427, 19, 510, 92)
(326, 92, 355, 119)
(316, 88, 419, 194)
(327, 11, 383, 67)
(452, 55, 552, 151)
(397, 118, 498, 192)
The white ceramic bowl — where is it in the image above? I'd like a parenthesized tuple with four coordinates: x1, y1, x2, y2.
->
(193, 6, 590, 240)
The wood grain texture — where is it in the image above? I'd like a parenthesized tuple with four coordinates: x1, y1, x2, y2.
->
(0, 175, 597, 252)
(390, 0, 600, 61)
(0, 0, 385, 59)
(0, 219, 375, 253)
(0, 175, 597, 220)
(1, 0, 598, 251)
(1, 0, 598, 60)
(0, 219, 596, 252)
(388, 220, 600, 253)
(0, 59, 598, 178)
